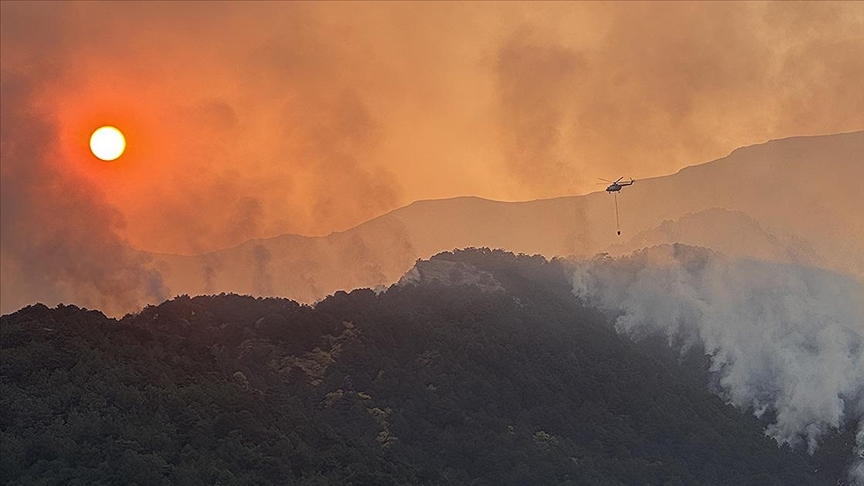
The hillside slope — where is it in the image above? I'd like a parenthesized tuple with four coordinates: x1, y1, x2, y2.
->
(2, 249, 852, 485)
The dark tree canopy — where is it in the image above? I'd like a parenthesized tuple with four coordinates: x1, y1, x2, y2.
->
(1, 249, 850, 485)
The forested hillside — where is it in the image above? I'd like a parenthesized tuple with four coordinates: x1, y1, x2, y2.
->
(1, 249, 852, 485)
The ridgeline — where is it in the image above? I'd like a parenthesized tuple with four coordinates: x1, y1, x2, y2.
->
(1, 249, 849, 485)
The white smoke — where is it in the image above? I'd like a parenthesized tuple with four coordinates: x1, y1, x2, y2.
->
(569, 244, 864, 474)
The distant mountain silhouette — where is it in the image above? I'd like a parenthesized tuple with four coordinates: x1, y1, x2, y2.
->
(607, 208, 822, 266)
(150, 131, 863, 303)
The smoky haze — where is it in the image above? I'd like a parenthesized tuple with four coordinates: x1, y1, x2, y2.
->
(570, 245, 864, 481)
(1, 3, 863, 479)
(1, 2, 862, 257)
(0, 69, 167, 316)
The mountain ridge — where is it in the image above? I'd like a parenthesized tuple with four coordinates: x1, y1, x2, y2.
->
(2, 131, 860, 316)
(148, 130, 864, 258)
(144, 131, 863, 307)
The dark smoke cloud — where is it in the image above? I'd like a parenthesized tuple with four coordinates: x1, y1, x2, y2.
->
(0, 71, 167, 316)
(200, 253, 223, 294)
(2, 2, 406, 257)
(495, 29, 585, 191)
(282, 90, 400, 233)
(251, 244, 273, 296)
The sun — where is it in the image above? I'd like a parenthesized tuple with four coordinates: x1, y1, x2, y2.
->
(89, 126, 126, 161)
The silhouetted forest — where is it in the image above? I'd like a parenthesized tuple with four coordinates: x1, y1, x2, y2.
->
(1, 249, 854, 485)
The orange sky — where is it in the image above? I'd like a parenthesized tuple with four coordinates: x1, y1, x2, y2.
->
(2, 1, 863, 255)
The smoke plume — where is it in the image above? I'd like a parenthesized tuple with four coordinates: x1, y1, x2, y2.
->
(570, 244, 864, 475)
(4, 3, 862, 257)
(0, 72, 167, 316)
(251, 244, 273, 296)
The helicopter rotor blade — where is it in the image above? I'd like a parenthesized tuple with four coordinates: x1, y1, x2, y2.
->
(598, 178, 614, 183)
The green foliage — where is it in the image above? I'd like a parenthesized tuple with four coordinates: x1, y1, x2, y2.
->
(1, 250, 843, 485)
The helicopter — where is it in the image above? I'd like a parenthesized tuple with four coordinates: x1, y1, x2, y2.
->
(597, 177, 635, 236)
(599, 177, 635, 193)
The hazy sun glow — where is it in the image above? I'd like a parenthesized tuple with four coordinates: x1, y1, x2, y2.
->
(89, 126, 126, 161)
